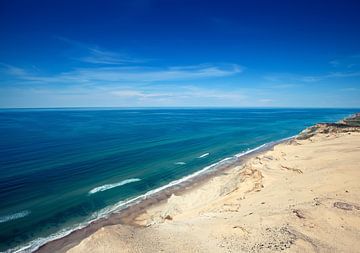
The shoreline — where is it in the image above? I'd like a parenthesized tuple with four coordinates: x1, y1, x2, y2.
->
(9, 112, 359, 253)
(63, 112, 359, 252)
(23, 137, 294, 253)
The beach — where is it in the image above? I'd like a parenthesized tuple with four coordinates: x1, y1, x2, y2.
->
(2, 0, 360, 252)
(4, 109, 356, 252)
(46, 114, 360, 253)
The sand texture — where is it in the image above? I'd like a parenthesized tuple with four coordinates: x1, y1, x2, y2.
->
(66, 117, 360, 253)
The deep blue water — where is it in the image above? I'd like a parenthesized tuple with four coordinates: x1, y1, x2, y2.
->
(0, 108, 358, 252)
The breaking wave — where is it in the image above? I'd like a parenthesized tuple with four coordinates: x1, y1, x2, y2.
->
(0, 210, 31, 224)
(197, 152, 209, 158)
(88, 178, 141, 195)
(174, 161, 186, 165)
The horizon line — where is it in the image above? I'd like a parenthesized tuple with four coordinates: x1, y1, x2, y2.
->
(0, 106, 359, 110)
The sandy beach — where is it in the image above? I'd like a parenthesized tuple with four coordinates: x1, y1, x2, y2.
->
(51, 115, 360, 253)
(2, 1, 360, 252)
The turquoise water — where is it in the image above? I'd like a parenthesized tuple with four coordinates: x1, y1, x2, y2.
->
(0, 108, 357, 252)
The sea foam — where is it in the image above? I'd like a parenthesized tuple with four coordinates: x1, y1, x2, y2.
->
(197, 152, 209, 158)
(88, 178, 141, 195)
(0, 210, 31, 224)
(174, 161, 186, 165)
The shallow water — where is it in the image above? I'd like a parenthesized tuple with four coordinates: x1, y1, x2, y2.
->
(0, 108, 357, 252)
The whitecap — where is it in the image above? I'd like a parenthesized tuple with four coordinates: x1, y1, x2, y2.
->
(174, 162, 186, 165)
(0, 210, 31, 224)
(89, 178, 141, 195)
(197, 152, 210, 158)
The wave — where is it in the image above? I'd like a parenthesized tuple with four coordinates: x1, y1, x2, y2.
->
(8, 135, 296, 253)
(0, 210, 31, 224)
(174, 162, 186, 165)
(235, 144, 266, 157)
(88, 178, 141, 195)
(197, 152, 209, 158)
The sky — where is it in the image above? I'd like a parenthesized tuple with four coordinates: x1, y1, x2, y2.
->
(0, 0, 359, 108)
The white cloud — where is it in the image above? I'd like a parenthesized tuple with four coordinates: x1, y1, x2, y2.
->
(327, 71, 360, 78)
(271, 83, 300, 89)
(109, 85, 246, 101)
(328, 54, 360, 69)
(179, 85, 246, 100)
(340, 87, 359, 92)
(0, 37, 245, 107)
(258, 98, 274, 103)
(79, 48, 142, 65)
(56, 36, 143, 65)
(111, 90, 172, 98)
(264, 70, 360, 83)
(2, 64, 242, 85)
(329, 60, 340, 67)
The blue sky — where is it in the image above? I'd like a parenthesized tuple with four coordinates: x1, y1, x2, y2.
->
(0, 0, 359, 108)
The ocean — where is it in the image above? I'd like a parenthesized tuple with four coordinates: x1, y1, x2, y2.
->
(0, 108, 357, 252)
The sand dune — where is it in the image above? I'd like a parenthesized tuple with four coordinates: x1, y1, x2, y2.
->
(66, 118, 360, 253)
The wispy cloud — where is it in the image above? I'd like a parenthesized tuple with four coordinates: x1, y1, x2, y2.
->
(329, 60, 340, 67)
(0, 37, 244, 107)
(270, 83, 300, 89)
(258, 98, 274, 103)
(1, 63, 242, 85)
(0, 84, 249, 107)
(177, 85, 246, 99)
(0, 63, 28, 76)
(265, 53, 360, 84)
(264, 71, 360, 83)
(110, 90, 173, 98)
(264, 73, 322, 83)
(328, 54, 360, 68)
(351, 54, 360, 59)
(56, 36, 142, 65)
(327, 71, 360, 78)
(109, 85, 247, 102)
(80, 48, 142, 65)
(1, 37, 243, 87)
(340, 87, 359, 92)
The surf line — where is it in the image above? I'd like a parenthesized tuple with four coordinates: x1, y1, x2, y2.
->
(0, 210, 31, 224)
(197, 152, 210, 158)
(89, 178, 141, 195)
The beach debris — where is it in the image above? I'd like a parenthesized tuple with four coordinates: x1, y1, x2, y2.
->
(288, 139, 301, 145)
(263, 155, 274, 161)
(255, 156, 263, 164)
(333, 202, 360, 211)
(293, 209, 305, 219)
(249, 227, 296, 252)
(164, 215, 173, 220)
(313, 198, 321, 206)
(281, 165, 303, 174)
(221, 203, 241, 212)
(232, 225, 250, 235)
(254, 182, 263, 191)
